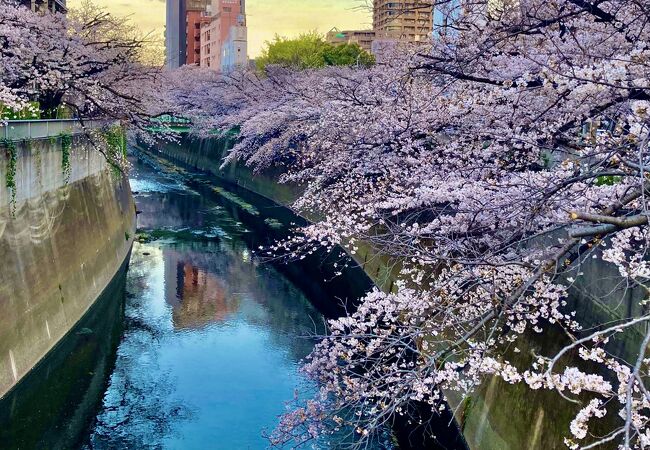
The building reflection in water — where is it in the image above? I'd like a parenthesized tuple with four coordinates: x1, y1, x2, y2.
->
(91, 162, 347, 443)
(165, 251, 240, 329)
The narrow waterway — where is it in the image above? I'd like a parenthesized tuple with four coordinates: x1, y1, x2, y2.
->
(0, 152, 390, 449)
(88, 155, 353, 450)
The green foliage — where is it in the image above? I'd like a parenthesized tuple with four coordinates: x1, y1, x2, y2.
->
(60, 132, 72, 184)
(41, 104, 73, 120)
(102, 124, 127, 176)
(596, 175, 623, 186)
(104, 125, 127, 157)
(323, 43, 375, 67)
(460, 396, 474, 431)
(0, 102, 40, 120)
(1, 139, 17, 216)
(256, 31, 374, 71)
(27, 139, 43, 182)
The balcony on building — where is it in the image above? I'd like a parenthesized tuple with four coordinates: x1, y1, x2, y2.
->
(22, 0, 67, 13)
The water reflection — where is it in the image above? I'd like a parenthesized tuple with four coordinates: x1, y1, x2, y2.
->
(85, 156, 333, 449)
(0, 261, 128, 450)
(167, 251, 240, 328)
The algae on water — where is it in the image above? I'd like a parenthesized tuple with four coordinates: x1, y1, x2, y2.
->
(211, 186, 259, 216)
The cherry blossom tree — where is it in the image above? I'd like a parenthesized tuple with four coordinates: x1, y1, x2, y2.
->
(0, 0, 164, 172)
(158, 0, 650, 447)
(0, 0, 159, 125)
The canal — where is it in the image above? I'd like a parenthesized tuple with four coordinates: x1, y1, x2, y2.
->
(0, 152, 388, 449)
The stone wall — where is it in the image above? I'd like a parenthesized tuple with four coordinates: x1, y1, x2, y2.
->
(0, 135, 136, 399)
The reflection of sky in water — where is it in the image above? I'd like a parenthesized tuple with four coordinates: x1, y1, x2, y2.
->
(86, 157, 327, 449)
(129, 177, 185, 194)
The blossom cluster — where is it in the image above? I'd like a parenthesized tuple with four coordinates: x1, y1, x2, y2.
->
(0, 1, 159, 134)
(157, 0, 650, 447)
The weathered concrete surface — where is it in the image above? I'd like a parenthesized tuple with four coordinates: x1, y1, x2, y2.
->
(0, 136, 136, 399)
(0, 257, 128, 450)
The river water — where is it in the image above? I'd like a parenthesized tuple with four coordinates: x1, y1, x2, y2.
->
(89, 156, 335, 449)
(0, 153, 386, 449)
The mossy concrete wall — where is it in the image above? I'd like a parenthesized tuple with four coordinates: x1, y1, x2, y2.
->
(147, 136, 641, 450)
(0, 136, 136, 399)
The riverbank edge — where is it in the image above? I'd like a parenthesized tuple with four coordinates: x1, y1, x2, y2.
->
(137, 138, 470, 450)
(0, 252, 130, 449)
(0, 135, 136, 399)
(142, 135, 648, 450)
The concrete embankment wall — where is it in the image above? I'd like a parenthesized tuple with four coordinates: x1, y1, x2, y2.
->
(147, 136, 642, 450)
(0, 135, 136, 399)
(147, 137, 400, 292)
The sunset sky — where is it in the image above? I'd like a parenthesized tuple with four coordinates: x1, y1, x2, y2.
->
(67, 0, 371, 57)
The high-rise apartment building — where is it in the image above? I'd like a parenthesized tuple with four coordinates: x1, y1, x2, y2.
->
(166, 0, 186, 68)
(200, 0, 247, 72)
(326, 28, 376, 53)
(21, 0, 67, 13)
(185, 0, 211, 65)
(167, 0, 217, 68)
(373, 0, 433, 43)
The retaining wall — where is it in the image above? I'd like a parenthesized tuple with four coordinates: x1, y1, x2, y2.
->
(0, 135, 136, 399)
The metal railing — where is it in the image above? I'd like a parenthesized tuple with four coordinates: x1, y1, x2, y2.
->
(0, 119, 108, 141)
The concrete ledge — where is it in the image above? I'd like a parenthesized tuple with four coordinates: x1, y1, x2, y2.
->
(0, 119, 108, 141)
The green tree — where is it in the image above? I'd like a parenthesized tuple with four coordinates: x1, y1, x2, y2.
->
(256, 32, 374, 72)
(323, 43, 375, 67)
